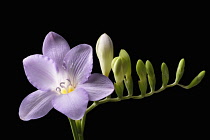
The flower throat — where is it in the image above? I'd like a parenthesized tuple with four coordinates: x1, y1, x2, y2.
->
(56, 79, 75, 94)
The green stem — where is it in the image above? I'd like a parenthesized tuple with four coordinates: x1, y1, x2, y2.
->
(69, 118, 85, 140)
(68, 118, 79, 140)
(86, 82, 178, 114)
(81, 114, 86, 135)
(74, 82, 183, 139)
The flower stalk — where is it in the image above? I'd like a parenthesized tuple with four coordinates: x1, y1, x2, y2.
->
(69, 118, 85, 140)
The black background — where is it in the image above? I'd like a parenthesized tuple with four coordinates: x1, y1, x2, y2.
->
(7, 2, 209, 140)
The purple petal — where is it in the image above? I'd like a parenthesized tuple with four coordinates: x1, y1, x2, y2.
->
(78, 73, 114, 101)
(23, 54, 58, 91)
(63, 44, 93, 86)
(52, 88, 89, 120)
(19, 90, 57, 121)
(42, 32, 70, 68)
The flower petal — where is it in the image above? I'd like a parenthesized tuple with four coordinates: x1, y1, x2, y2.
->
(52, 88, 89, 120)
(23, 54, 58, 91)
(42, 32, 70, 68)
(63, 44, 93, 86)
(79, 73, 114, 101)
(19, 90, 56, 121)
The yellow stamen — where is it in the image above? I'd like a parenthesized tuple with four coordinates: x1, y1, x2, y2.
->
(68, 86, 74, 93)
(61, 89, 68, 94)
(60, 86, 74, 94)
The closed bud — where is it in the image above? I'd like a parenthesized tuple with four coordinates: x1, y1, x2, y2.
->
(136, 60, 147, 96)
(145, 60, 156, 92)
(118, 50, 133, 96)
(161, 62, 169, 87)
(185, 70, 206, 89)
(111, 57, 124, 83)
(136, 59, 146, 79)
(119, 49, 131, 76)
(96, 33, 114, 77)
(175, 58, 185, 84)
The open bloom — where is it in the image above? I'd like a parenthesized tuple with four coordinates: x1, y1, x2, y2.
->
(19, 32, 114, 120)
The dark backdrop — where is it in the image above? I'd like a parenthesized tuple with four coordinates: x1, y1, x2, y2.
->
(8, 2, 209, 140)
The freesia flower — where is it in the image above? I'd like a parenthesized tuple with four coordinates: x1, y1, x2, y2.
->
(19, 32, 114, 121)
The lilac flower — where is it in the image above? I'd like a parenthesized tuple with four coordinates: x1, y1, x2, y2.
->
(19, 32, 114, 120)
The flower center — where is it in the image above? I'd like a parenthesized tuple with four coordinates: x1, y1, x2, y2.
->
(56, 79, 75, 94)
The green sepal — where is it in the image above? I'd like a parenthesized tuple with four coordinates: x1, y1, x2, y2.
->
(161, 62, 169, 87)
(114, 82, 124, 98)
(175, 58, 185, 84)
(138, 80, 147, 97)
(124, 75, 133, 96)
(185, 70, 206, 89)
(145, 60, 156, 92)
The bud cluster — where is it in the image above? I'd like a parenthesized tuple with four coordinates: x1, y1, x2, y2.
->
(96, 33, 206, 99)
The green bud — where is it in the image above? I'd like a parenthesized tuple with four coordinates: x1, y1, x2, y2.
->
(145, 60, 156, 92)
(111, 57, 124, 83)
(96, 33, 114, 77)
(124, 75, 133, 96)
(119, 49, 131, 76)
(161, 62, 169, 87)
(111, 57, 118, 68)
(136, 59, 147, 79)
(175, 58, 185, 84)
(185, 70, 206, 89)
(119, 57, 128, 75)
(119, 49, 133, 96)
(136, 60, 147, 96)
(114, 82, 124, 98)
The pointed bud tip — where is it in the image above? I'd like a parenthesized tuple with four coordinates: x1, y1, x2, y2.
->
(100, 33, 110, 38)
(185, 70, 206, 89)
(199, 70, 206, 77)
(180, 58, 185, 64)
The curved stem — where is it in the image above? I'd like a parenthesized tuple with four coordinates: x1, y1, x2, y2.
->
(86, 82, 178, 114)
(79, 82, 180, 139)
(69, 81, 198, 139)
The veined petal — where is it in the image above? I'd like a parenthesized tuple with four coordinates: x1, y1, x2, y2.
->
(19, 90, 56, 121)
(63, 44, 93, 86)
(23, 54, 58, 91)
(52, 88, 89, 120)
(79, 73, 114, 101)
(42, 32, 70, 68)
